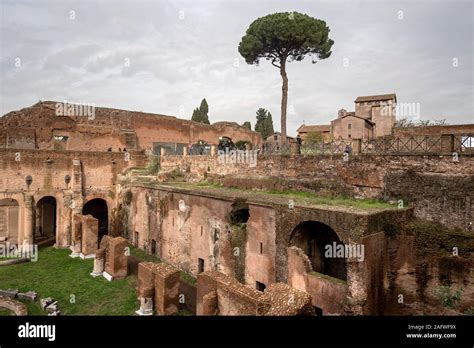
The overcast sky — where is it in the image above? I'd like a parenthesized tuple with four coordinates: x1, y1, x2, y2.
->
(1, 0, 472, 135)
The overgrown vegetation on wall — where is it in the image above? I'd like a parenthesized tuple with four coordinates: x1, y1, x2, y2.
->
(405, 219, 474, 257)
(146, 155, 160, 174)
(230, 224, 247, 283)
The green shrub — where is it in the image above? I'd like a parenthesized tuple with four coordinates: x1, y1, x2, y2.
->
(435, 286, 463, 308)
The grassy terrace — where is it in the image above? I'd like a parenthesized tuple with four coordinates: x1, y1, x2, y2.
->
(0, 247, 137, 315)
(160, 181, 398, 213)
(0, 245, 197, 315)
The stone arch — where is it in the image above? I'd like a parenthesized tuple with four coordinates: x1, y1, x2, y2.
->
(35, 196, 57, 242)
(83, 198, 108, 242)
(289, 220, 347, 281)
(0, 198, 20, 243)
(217, 136, 235, 151)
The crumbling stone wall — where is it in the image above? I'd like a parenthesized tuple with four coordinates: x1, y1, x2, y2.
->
(0, 148, 146, 247)
(384, 225, 474, 315)
(196, 271, 312, 316)
(393, 124, 474, 136)
(160, 154, 473, 230)
(125, 186, 279, 287)
(1, 101, 261, 152)
(384, 170, 473, 230)
(137, 261, 180, 315)
(287, 246, 349, 314)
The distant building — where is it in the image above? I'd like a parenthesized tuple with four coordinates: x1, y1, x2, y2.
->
(331, 110, 375, 140)
(264, 132, 295, 145)
(296, 124, 331, 142)
(299, 93, 397, 141)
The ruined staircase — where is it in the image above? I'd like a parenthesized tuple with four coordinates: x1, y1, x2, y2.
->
(120, 129, 137, 149)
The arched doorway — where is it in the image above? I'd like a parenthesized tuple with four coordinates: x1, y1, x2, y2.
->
(82, 199, 108, 242)
(35, 196, 57, 242)
(289, 221, 347, 281)
(0, 199, 20, 243)
(218, 136, 235, 152)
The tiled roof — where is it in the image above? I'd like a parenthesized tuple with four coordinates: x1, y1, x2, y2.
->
(355, 94, 396, 103)
(297, 124, 331, 133)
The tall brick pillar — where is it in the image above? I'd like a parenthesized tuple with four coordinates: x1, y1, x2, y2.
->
(59, 193, 72, 248)
(23, 194, 34, 245)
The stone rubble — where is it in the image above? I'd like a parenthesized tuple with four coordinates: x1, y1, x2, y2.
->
(17, 291, 37, 301)
(0, 289, 19, 298)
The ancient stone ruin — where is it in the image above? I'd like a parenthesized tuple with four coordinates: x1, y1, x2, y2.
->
(0, 101, 473, 316)
(91, 235, 129, 281)
(136, 262, 180, 315)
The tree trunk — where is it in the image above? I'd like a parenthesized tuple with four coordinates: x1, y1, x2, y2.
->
(279, 60, 288, 145)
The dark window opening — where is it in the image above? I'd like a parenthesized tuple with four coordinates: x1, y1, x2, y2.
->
(213, 229, 220, 243)
(82, 198, 108, 244)
(260, 242, 263, 254)
(348, 123, 351, 130)
(200, 226, 203, 236)
(35, 196, 57, 242)
(229, 199, 249, 225)
(198, 258, 205, 273)
(151, 239, 156, 255)
(134, 232, 139, 247)
(256, 281, 266, 292)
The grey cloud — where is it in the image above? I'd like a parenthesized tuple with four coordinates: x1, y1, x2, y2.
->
(0, 0, 472, 134)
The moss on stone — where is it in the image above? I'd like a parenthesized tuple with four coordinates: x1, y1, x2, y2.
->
(179, 271, 197, 286)
(309, 271, 347, 285)
(166, 182, 395, 211)
(123, 190, 133, 205)
(230, 224, 247, 283)
(406, 219, 474, 257)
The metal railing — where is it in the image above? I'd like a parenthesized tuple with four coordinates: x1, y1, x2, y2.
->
(258, 134, 474, 156)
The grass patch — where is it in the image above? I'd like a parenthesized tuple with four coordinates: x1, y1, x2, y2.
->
(130, 246, 162, 263)
(146, 155, 160, 174)
(0, 246, 138, 315)
(180, 271, 196, 286)
(195, 181, 223, 188)
(128, 246, 196, 286)
(0, 307, 13, 316)
(174, 309, 193, 316)
(167, 182, 395, 211)
(263, 189, 392, 209)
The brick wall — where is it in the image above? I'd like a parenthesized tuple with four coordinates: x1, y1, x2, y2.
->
(159, 153, 474, 230)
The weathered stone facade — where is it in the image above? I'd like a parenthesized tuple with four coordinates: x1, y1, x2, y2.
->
(1, 101, 473, 316)
(159, 154, 474, 231)
(0, 101, 261, 152)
